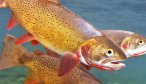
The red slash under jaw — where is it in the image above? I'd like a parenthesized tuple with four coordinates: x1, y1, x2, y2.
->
(91, 64, 116, 71)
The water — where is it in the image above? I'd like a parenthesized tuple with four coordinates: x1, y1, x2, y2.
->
(0, 0, 146, 84)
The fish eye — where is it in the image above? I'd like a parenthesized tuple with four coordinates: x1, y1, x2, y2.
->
(138, 40, 144, 45)
(105, 49, 114, 57)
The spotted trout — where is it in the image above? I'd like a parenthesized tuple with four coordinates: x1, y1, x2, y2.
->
(0, 0, 126, 76)
(102, 30, 146, 58)
(0, 34, 101, 84)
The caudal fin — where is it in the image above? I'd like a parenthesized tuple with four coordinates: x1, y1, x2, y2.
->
(0, 34, 27, 70)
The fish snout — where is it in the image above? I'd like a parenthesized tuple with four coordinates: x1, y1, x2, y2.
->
(127, 45, 146, 57)
(91, 58, 126, 71)
(103, 60, 126, 71)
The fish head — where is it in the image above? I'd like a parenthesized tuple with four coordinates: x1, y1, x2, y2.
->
(121, 33, 146, 57)
(80, 36, 126, 71)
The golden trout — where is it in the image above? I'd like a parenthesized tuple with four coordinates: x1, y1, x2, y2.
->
(0, 34, 101, 84)
(102, 30, 146, 57)
(1, 0, 126, 76)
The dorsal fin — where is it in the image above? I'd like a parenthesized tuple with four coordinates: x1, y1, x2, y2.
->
(48, 0, 61, 4)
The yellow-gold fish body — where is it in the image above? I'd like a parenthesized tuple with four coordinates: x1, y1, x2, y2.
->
(5, 0, 96, 53)
(0, 35, 101, 84)
(2, 0, 127, 76)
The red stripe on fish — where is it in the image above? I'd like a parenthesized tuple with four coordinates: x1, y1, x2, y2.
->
(92, 64, 115, 71)
(132, 51, 146, 57)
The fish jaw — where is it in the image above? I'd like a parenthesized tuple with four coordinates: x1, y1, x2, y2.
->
(126, 45, 146, 57)
(91, 58, 126, 71)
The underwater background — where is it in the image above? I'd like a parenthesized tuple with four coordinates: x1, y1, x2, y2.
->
(0, 0, 146, 84)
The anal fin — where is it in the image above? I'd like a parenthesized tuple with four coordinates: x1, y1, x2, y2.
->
(16, 33, 34, 45)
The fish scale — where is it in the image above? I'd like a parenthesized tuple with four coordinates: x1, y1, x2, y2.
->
(24, 57, 100, 84)
(4, 0, 127, 76)
(5, 0, 99, 54)
(0, 35, 101, 84)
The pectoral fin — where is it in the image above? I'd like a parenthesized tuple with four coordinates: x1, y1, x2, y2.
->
(7, 15, 18, 30)
(58, 53, 80, 76)
(16, 33, 34, 45)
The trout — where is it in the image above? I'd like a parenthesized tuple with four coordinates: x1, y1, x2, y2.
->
(81, 30, 146, 71)
(0, 0, 126, 76)
(102, 30, 146, 57)
(0, 34, 101, 84)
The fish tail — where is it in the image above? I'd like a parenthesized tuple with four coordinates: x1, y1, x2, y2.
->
(0, 35, 26, 70)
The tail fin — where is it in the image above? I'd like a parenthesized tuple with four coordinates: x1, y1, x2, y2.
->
(0, 34, 27, 70)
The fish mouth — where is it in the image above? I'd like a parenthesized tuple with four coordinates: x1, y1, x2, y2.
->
(102, 61, 126, 70)
(132, 50, 146, 56)
(91, 59, 126, 71)
(127, 45, 146, 57)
